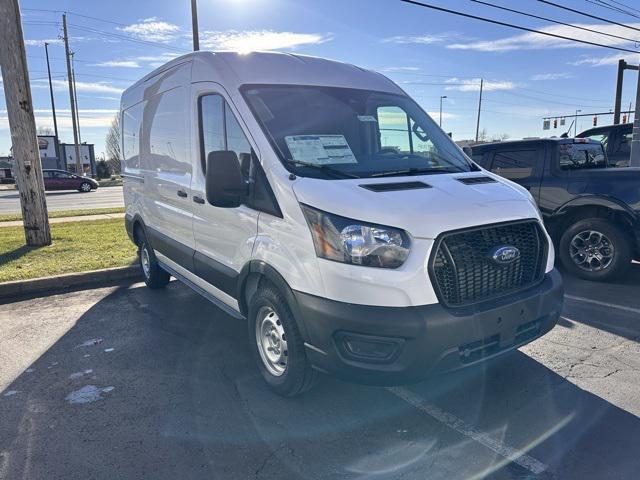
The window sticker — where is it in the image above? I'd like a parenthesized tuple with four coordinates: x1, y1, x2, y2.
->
(285, 135, 357, 165)
(357, 115, 377, 122)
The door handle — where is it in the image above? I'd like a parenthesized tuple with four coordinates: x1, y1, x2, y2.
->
(193, 196, 205, 204)
(177, 190, 188, 198)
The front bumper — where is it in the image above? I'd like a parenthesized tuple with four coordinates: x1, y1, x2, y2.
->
(297, 269, 563, 385)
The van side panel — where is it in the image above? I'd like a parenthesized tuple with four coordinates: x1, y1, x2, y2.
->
(136, 64, 195, 269)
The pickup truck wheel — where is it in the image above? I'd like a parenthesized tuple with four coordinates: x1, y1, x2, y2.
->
(559, 218, 632, 281)
(137, 233, 170, 289)
(248, 284, 318, 397)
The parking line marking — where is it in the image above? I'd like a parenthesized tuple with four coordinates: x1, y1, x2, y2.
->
(386, 386, 548, 475)
(564, 295, 640, 315)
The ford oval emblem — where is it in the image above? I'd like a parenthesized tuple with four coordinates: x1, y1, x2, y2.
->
(489, 245, 520, 265)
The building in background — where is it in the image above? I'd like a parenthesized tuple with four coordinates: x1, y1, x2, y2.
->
(0, 156, 13, 183)
(36, 135, 96, 176)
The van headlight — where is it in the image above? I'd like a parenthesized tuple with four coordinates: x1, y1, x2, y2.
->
(300, 204, 411, 268)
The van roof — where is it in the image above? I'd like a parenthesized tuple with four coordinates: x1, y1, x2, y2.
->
(122, 51, 403, 106)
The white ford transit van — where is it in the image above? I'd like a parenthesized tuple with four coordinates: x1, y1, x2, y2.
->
(121, 52, 563, 396)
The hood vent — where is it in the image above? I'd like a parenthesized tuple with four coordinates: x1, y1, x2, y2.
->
(360, 181, 432, 192)
(456, 176, 497, 185)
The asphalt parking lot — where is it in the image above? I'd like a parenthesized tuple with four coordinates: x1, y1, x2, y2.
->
(1, 265, 639, 480)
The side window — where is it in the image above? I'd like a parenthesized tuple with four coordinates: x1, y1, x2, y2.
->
(199, 94, 225, 171)
(42, 171, 53, 179)
(199, 94, 251, 172)
(146, 87, 188, 174)
(558, 144, 607, 170)
(491, 150, 537, 180)
(123, 104, 143, 171)
(615, 132, 632, 157)
(585, 132, 609, 151)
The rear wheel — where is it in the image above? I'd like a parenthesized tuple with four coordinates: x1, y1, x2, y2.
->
(79, 182, 92, 192)
(248, 283, 318, 397)
(559, 218, 632, 281)
(137, 231, 170, 289)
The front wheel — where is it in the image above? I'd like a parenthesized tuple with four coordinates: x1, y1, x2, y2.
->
(79, 182, 92, 192)
(559, 218, 632, 281)
(248, 284, 318, 397)
(137, 232, 170, 289)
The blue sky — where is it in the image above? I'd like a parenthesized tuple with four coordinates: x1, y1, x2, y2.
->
(1, 0, 639, 157)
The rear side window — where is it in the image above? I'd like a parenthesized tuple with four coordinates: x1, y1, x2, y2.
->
(122, 103, 143, 171)
(146, 87, 189, 174)
(199, 94, 251, 172)
(558, 143, 607, 170)
(491, 150, 537, 180)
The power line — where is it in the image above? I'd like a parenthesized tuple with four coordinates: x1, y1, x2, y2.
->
(68, 23, 188, 53)
(538, 0, 640, 33)
(400, 0, 640, 53)
(584, 0, 640, 20)
(470, 0, 640, 44)
(604, 0, 640, 15)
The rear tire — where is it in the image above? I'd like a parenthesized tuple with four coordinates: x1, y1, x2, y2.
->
(248, 283, 318, 397)
(79, 182, 92, 193)
(559, 218, 632, 281)
(137, 231, 170, 289)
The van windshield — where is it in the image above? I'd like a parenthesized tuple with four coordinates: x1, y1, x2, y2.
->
(242, 85, 473, 179)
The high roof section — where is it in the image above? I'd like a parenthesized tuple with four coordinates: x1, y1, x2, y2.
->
(123, 51, 404, 102)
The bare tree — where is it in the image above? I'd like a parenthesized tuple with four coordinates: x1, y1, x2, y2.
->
(490, 132, 510, 142)
(105, 114, 121, 174)
(477, 128, 489, 142)
(37, 125, 54, 136)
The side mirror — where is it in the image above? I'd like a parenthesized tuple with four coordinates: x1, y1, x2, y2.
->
(206, 151, 245, 208)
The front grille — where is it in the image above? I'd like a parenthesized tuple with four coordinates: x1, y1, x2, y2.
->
(430, 220, 547, 307)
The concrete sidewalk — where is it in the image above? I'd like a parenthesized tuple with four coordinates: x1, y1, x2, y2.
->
(0, 212, 125, 227)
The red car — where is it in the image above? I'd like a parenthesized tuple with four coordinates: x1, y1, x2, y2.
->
(42, 169, 99, 192)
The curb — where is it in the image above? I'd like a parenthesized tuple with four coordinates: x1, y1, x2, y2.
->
(0, 265, 142, 301)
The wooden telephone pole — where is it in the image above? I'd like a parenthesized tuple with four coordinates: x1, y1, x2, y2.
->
(0, 0, 51, 246)
(62, 13, 83, 175)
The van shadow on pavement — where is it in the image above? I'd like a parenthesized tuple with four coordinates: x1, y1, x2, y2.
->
(0, 281, 639, 480)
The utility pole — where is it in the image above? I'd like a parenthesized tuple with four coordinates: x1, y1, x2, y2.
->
(191, 0, 200, 51)
(475, 78, 483, 142)
(439, 95, 447, 127)
(70, 51, 82, 147)
(574, 109, 581, 137)
(629, 72, 640, 167)
(44, 42, 59, 143)
(62, 13, 82, 174)
(613, 59, 639, 124)
(0, 0, 51, 246)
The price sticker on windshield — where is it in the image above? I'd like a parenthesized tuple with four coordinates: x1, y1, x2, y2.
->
(285, 135, 357, 165)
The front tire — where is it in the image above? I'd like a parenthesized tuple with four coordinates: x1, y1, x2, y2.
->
(137, 232, 170, 289)
(559, 218, 632, 281)
(79, 182, 92, 193)
(248, 283, 318, 397)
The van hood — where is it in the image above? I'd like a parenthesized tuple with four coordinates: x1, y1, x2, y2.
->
(292, 173, 540, 239)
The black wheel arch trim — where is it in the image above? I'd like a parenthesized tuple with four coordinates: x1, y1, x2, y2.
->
(237, 260, 310, 340)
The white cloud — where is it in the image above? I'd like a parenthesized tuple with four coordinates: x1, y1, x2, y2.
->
(444, 78, 517, 92)
(530, 72, 573, 81)
(33, 79, 124, 95)
(200, 30, 331, 53)
(571, 52, 639, 67)
(382, 34, 453, 45)
(0, 109, 118, 131)
(447, 22, 640, 52)
(25, 38, 63, 46)
(426, 111, 459, 120)
(136, 53, 179, 63)
(118, 19, 180, 42)
(91, 60, 141, 68)
(381, 66, 421, 72)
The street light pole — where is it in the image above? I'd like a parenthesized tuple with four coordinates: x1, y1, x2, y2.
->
(439, 95, 447, 127)
(44, 42, 59, 143)
(191, 0, 200, 51)
(475, 78, 484, 142)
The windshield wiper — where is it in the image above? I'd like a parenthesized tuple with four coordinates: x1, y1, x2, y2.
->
(285, 159, 360, 179)
(369, 167, 459, 178)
